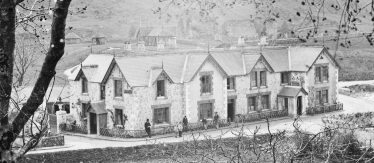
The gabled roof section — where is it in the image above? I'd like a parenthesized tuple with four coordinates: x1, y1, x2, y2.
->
(210, 52, 244, 76)
(261, 48, 290, 72)
(136, 27, 154, 37)
(261, 46, 332, 72)
(278, 86, 308, 97)
(65, 54, 114, 83)
(243, 54, 262, 74)
(182, 54, 207, 82)
(150, 68, 174, 86)
(289, 47, 324, 71)
(81, 54, 114, 83)
(187, 54, 229, 82)
(64, 65, 82, 81)
(116, 54, 187, 87)
(66, 32, 81, 39)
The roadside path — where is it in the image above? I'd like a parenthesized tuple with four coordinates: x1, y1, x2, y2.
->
(28, 94, 374, 154)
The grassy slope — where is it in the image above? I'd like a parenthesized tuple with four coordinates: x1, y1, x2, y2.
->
(21, 0, 374, 86)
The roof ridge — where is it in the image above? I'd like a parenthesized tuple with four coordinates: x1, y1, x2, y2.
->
(288, 47, 292, 70)
(180, 55, 189, 83)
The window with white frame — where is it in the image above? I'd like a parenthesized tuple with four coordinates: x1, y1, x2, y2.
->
(114, 109, 123, 125)
(315, 65, 329, 83)
(156, 79, 165, 97)
(114, 80, 123, 97)
(200, 74, 212, 94)
(227, 77, 235, 90)
(247, 96, 257, 112)
(199, 103, 213, 120)
(261, 95, 270, 110)
(82, 77, 88, 93)
(153, 107, 169, 124)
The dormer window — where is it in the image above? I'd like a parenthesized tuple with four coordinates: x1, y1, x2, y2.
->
(156, 80, 165, 97)
(100, 84, 105, 100)
(82, 77, 88, 93)
(315, 65, 329, 83)
(227, 77, 235, 90)
(114, 80, 123, 97)
(200, 73, 212, 94)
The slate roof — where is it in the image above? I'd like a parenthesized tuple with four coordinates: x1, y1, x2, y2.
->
(115, 54, 189, 86)
(136, 27, 154, 37)
(65, 54, 114, 83)
(211, 52, 246, 76)
(278, 86, 308, 97)
(64, 46, 338, 88)
(261, 47, 332, 72)
(66, 32, 81, 39)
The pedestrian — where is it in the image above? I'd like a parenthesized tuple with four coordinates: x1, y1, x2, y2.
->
(174, 123, 179, 138)
(144, 119, 151, 138)
(213, 112, 220, 129)
(183, 116, 188, 132)
(177, 122, 183, 137)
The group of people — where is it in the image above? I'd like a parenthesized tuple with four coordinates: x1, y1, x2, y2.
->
(144, 116, 189, 138)
(144, 113, 220, 138)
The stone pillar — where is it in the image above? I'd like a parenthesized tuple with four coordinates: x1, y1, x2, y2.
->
(56, 110, 67, 134)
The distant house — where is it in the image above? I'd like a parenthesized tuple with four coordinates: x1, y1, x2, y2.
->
(65, 46, 340, 134)
(136, 27, 177, 48)
(92, 33, 107, 45)
(65, 32, 82, 44)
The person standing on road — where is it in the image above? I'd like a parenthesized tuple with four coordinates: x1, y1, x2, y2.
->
(174, 123, 179, 138)
(144, 119, 151, 138)
(213, 112, 220, 129)
(177, 122, 183, 137)
(182, 116, 188, 132)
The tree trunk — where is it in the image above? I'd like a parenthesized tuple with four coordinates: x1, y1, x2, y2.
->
(0, 0, 72, 161)
(0, 0, 16, 127)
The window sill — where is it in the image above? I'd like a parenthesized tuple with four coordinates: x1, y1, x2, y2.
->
(250, 86, 267, 90)
(227, 89, 236, 92)
(201, 93, 213, 96)
(81, 93, 89, 96)
(280, 83, 289, 86)
(113, 97, 123, 100)
(154, 123, 171, 128)
(156, 96, 167, 100)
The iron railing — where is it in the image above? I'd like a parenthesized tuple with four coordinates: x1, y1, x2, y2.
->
(62, 109, 288, 138)
(59, 123, 88, 134)
(306, 103, 343, 115)
(236, 109, 289, 124)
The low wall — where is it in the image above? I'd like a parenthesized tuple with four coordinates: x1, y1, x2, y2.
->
(38, 135, 64, 148)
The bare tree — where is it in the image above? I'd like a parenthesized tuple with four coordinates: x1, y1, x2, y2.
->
(13, 35, 44, 87)
(0, 0, 72, 161)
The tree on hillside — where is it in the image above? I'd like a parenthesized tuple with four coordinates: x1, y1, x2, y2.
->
(0, 0, 72, 161)
(158, 0, 374, 56)
(13, 36, 45, 87)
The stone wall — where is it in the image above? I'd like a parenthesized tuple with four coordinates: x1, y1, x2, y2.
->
(105, 65, 185, 130)
(306, 51, 339, 107)
(235, 59, 282, 115)
(185, 58, 227, 123)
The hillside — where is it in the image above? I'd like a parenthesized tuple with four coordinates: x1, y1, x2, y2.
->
(64, 0, 373, 40)
(17, 0, 374, 86)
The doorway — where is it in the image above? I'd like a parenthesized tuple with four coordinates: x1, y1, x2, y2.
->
(89, 113, 97, 134)
(227, 99, 235, 122)
(297, 96, 302, 116)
